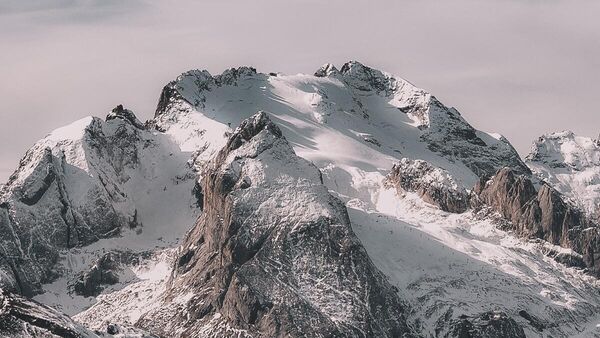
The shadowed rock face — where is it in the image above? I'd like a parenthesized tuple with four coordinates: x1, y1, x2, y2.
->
(0, 109, 153, 296)
(138, 112, 417, 338)
(0, 290, 98, 338)
(474, 167, 600, 275)
(385, 158, 469, 213)
(443, 312, 526, 338)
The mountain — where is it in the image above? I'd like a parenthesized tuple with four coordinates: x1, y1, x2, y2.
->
(137, 112, 416, 337)
(0, 289, 101, 338)
(527, 131, 600, 220)
(1, 61, 600, 337)
(0, 105, 199, 297)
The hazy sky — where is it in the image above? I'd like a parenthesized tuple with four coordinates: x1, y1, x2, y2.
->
(1, 0, 599, 182)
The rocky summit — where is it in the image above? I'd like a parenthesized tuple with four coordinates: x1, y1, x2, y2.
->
(1, 61, 600, 337)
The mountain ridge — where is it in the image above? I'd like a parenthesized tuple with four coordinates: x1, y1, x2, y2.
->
(1, 61, 600, 337)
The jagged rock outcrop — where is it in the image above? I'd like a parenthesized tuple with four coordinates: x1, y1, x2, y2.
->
(526, 131, 600, 221)
(385, 158, 469, 213)
(443, 312, 526, 338)
(419, 98, 530, 180)
(474, 167, 600, 275)
(314, 63, 339, 77)
(0, 107, 196, 295)
(0, 289, 99, 338)
(71, 253, 120, 298)
(155, 66, 258, 117)
(106, 104, 145, 129)
(70, 251, 150, 298)
(138, 112, 417, 337)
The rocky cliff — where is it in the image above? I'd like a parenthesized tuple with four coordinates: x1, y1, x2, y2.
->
(473, 167, 600, 275)
(138, 112, 417, 337)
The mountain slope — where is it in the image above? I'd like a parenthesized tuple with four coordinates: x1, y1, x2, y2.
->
(137, 112, 417, 337)
(153, 61, 527, 189)
(2, 61, 600, 337)
(0, 105, 199, 298)
(527, 131, 600, 220)
(0, 289, 100, 338)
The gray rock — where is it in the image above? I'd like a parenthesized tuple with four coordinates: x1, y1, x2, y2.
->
(0, 112, 162, 295)
(0, 289, 99, 338)
(385, 158, 469, 213)
(445, 312, 526, 338)
(474, 167, 600, 275)
(138, 112, 418, 338)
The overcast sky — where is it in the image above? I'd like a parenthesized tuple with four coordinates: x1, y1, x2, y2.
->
(1, 0, 599, 182)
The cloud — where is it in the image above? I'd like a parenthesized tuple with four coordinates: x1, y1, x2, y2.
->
(0, 0, 146, 24)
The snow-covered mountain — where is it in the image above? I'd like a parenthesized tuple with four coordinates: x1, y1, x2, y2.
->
(1, 61, 600, 337)
(527, 131, 600, 220)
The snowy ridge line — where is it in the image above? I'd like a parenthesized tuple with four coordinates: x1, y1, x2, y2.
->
(0, 61, 599, 337)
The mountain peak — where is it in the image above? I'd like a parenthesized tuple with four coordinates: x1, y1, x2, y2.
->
(338, 60, 397, 95)
(314, 63, 339, 77)
(225, 111, 283, 153)
(106, 104, 144, 129)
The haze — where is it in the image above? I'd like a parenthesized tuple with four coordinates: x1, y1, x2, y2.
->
(1, 0, 599, 182)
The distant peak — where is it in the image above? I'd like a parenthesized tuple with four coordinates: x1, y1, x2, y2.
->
(106, 104, 144, 129)
(314, 63, 339, 77)
(337, 60, 398, 95)
(545, 130, 576, 140)
(339, 60, 367, 73)
(226, 111, 283, 153)
(215, 66, 257, 86)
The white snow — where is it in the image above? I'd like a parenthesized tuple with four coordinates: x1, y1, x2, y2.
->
(527, 131, 600, 217)
(21, 64, 600, 337)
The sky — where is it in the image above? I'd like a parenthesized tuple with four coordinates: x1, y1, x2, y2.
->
(1, 0, 599, 182)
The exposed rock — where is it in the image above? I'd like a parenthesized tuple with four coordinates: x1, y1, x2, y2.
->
(518, 310, 547, 332)
(474, 167, 600, 275)
(155, 81, 184, 117)
(473, 168, 538, 227)
(385, 158, 469, 213)
(106, 104, 145, 129)
(138, 112, 417, 337)
(421, 99, 530, 180)
(0, 289, 99, 338)
(70, 252, 120, 297)
(106, 323, 120, 335)
(0, 111, 196, 295)
(445, 312, 526, 338)
(314, 63, 339, 77)
(339, 60, 398, 96)
(70, 250, 153, 297)
(526, 131, 600, 221)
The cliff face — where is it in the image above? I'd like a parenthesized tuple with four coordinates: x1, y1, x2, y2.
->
(384, 158, 470, 213)
(473, 167, 600, 274)
(527, 131, 600, 221)
(0, 106, 198, 296)
(138, 112, 416, 337)
(0, 289, 99, 338)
